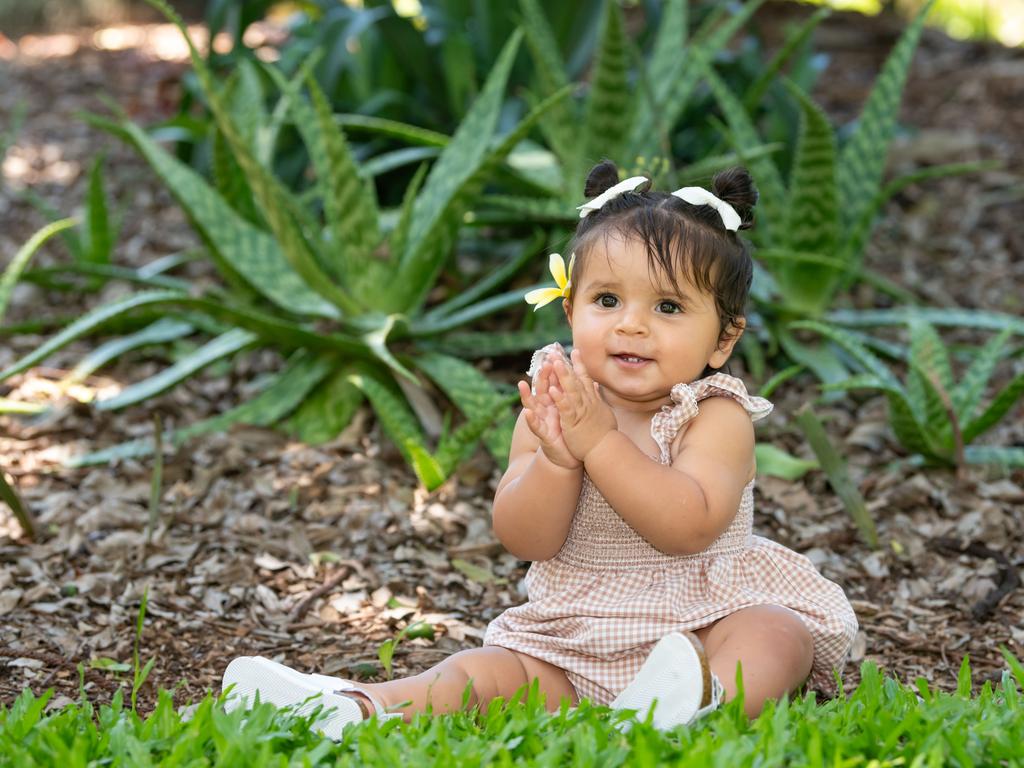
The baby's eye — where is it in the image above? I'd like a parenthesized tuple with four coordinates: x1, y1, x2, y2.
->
(596, 293, 618, 308)
(657, 300, 682, 314)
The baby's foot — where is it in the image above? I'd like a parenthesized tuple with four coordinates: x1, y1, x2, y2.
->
(222, 656, 397, 739)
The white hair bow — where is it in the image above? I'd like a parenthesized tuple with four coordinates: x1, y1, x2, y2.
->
(671, 186, 741, 231)
(577, 176, 649, 218)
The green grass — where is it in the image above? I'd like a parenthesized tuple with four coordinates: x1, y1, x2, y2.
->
(2, 653, 1023, 767)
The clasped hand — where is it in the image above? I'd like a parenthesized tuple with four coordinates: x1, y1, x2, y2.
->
(517, 348, 617, 468)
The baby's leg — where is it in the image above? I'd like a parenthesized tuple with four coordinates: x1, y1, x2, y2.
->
(352, 647, 578, 721)
(695, 605, 814, 719)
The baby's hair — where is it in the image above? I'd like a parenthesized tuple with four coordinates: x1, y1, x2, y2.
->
(568, 159, 758, 368)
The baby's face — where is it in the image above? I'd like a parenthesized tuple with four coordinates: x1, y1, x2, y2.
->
(564, 236, 739, 413)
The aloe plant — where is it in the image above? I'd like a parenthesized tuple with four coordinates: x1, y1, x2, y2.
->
(0, 1, 573, 490)
(795, 319, 1024, 469)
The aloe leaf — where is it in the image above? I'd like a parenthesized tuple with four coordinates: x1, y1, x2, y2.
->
(113, 121, 339, 319)
(743, 7, 830, 113)
(346, 366, 442, 487)
(780, 79, 839, 315)
(83, 156, 113, 265)
(908, 318, 954, 393)
(963, 446, 1024, 468)
(962, 370, 1024, 444)
(517, 0, 579, 184)
(0, 290, 368, 383)
(0, 218, 76, 325)
(389, 162, 429, 272)
(336, 114, 449, 147)
(0, 468, 34, 539)
(697, 59, 786, 247)
(582, 0, 630, 164)
(264, 62, 381, 289)
(212, 129, 260, 225)
(144, 0, 358, 317)
(412, 288, 536, 337)
(819, 374, 889, 393)
(629, 0, 767, 161)
(953, 328, 1011, 421)
(839, 160, 996, 286)
(424, 232, 545, 320)
(67, 351, 336, 467)
(0, 399, 45, 415)
(434, 394, 520, 478)
(363, 147, 440, 179)
(361, 314, 417, 383)
(673, 144, 784, 186)
(794, 404, 877, 548)
(96, 328, 257, 411)
(397, 31, 523, 310)
(837, 0, 935, 234)
(63, 318, 195, 385)
(283, 364, 365, 444)
(397, 79, 572, 314)
(481, 195, 574, 223)
(415, 352, 516, 466)
(791, 321, 902, 389)
(828, 307, 1024, 336)
(777, 328, 850, 389)
(886, 388, 942, 461)
(757, 364, 805, 399)
(905, 360, 955, 459)
(419, 329, 572, 359)
(754, 444, 818, 481)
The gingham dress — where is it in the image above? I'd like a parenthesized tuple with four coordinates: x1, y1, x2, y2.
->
(483, 343, 858, 706)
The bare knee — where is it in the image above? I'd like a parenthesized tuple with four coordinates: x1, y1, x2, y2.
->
(443, 647, 531, 707)
(709, 605, 815, 690)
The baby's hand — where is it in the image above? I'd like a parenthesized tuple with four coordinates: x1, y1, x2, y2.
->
(517, 357, 581, 470)
(550, 349, 617, 462)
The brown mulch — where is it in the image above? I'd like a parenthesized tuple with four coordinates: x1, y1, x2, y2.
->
(1, 5, 1023, 715)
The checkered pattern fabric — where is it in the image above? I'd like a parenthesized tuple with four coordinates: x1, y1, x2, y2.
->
(486, 344, 858, 705)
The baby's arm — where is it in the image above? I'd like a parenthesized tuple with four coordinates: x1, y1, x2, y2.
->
(492, 411, 583, 562)
(585, 398, 755, 556)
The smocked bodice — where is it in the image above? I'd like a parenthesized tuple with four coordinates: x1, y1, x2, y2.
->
(555, 476, 756, 571)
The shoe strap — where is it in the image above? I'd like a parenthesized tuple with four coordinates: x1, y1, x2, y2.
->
(331, 685, 401, 721)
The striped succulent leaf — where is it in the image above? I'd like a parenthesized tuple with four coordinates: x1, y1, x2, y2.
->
(781, 79, 839, 315)
(66, 350, 337, 467)
(336, 114, 449, 148)
(629, 0, 766, 161)
(283, 363, 365, 444)
(905, 359, 954, 456)
(212, 129, 260, 225)
(0, 468, 32, 539)
(433, 394, 520, 479)
(146, 0, 359, 317)
(481, 195, 575, 223)
(82, 157, 114, 266)
(582, 0, 630, 165)
(304, 76, 381, 290)
(743, 7, 830, 113)
(415, 352, 517, 466)
(397, 31, 523, 307)
(517, 0, 579, 187)
(837, 0, 934, 235)
(346, 367, 444, 489)
(95, 328, 258, 411)
(63, 318, 195, 385)
(827, 307, 1024, 336)
(963, 446, 1024, 468)
(952, 328, 1011, 420)
(885, 387, 940, 461)
(697, 60, 786, 247)
(418, 329, 571, 359)
(388, 163, 429, 277)
(790, 321, 901, 390)
(0, 218, 75, 325)
(222, 59, 267, 158)
(962, 370, 1024, 444)
(117, 122, 339, 319)
(397, 77, 571, 313)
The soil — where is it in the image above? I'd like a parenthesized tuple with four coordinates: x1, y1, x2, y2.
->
(1, 4, 1022, 715)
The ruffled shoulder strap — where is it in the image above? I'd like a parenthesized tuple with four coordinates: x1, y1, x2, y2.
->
(650, 373, 773, 464)
(527, 341, 571, 395)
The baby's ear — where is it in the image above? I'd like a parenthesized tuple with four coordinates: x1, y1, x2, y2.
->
(562, 298, 573, 328)
(710, 317, 745, 367)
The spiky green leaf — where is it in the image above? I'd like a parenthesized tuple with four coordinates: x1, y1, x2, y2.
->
(953, 329, 1011, 421)
(962, 370, 1024, 444)
(283, 364, 365, 444)
(0, 219, 76, 325)
(63, 318, 195, 385)
(96, 328, 257, 411)
(582, 0, 630, 164)
(837, 0, 935, 234)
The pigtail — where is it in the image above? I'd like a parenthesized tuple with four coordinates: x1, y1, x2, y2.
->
(584, 160, 622, 197)
(711, 167, 758, 231)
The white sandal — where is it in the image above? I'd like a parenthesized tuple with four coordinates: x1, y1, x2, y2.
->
(222, 656, 401, 739)
(611, 632, 723, 731)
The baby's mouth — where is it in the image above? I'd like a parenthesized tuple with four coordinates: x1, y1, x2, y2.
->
(613, 354, 652, 366)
